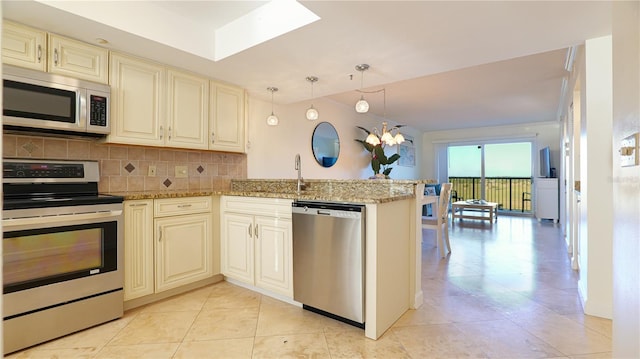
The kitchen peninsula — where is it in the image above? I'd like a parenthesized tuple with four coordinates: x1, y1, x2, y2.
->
(116, 178, 432, 340)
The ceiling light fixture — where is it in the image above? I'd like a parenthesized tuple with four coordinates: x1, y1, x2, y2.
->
(364, 88, 405, 146)
(354, 64, 370, 113)
(305, 76, 319, 121)
(266, 87, 279, 126)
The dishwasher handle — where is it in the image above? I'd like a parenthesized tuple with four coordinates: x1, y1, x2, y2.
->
(292, 201, 364, 219)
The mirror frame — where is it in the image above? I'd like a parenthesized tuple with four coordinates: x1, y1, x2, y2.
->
(311, 122, 340, 168)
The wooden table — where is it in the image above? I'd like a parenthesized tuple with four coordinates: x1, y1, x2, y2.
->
(451, 200, 498, 224)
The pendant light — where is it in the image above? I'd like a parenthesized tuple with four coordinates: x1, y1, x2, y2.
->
(364, 89, 405, 147)
(266, 87, 279, 126)
(305, 76, 319, 120)
(354, 64, 370, 113)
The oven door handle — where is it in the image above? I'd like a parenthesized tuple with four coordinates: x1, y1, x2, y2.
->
(3, 210, 123, 230)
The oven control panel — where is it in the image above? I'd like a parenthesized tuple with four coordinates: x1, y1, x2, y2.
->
(4, 162, 84, 178)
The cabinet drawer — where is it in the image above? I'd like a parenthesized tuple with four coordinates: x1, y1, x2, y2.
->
(536, 178, 558, 190)
(154, 196, 212, 217)
(221, 196, 292, 218)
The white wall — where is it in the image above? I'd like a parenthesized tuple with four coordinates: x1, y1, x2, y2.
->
(420, 122, 561, 180)
(611, 2, 640, 357)
(246, 96, 423, 180)
(577, 35, 614, 319)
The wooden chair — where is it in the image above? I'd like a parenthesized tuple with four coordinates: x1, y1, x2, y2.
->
(422, 183, 452, 258)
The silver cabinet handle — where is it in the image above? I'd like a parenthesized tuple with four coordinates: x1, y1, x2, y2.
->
(177, 204, 192, 209)
(53, 48, 59, 66)
(37, 44, 42, 63)
(158, 227, 162, 242)
(254, 224, 258, 238)
(159, 125, 164, 140)
(168, 126, 172, 141)
(211, 131, 215, 144)
(248, 224, 252, 237)
(128, 203, 148, 207)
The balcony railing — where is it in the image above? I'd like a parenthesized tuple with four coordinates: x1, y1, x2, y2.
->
(449, 177, 533, 212)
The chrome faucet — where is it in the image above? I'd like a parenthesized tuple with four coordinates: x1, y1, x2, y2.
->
(295, 153, 306, 193)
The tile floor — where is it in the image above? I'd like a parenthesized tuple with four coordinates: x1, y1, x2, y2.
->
(7, 216, 612, 358)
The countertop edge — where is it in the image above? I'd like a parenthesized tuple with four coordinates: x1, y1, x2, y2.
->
(110, 190, 414, 204)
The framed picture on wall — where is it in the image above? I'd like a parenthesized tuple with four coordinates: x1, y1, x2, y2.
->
(398, 139, 415, 167)
(425, 186, 437, 196)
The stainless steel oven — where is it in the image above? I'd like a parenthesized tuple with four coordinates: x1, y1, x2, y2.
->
(2, 159, 124, 354)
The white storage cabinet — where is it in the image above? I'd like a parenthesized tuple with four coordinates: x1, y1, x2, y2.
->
(123, 197, 213, 300)
(535, 178, 559, 222)
(220, 196, 293, 298)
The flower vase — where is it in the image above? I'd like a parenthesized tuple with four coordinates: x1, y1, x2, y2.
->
(369, 173, 387, 179)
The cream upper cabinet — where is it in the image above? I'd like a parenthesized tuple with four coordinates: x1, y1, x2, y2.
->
(48, 34, 109, 84)
(210, 82, 246, 153)
(2, 21, 46, 71)
(108, 52, 166, 147)
(108, 53, 215, 150)
(2, 22, 108, 83)
(123, 200, 155, 301)
(166, 69, 209, 150)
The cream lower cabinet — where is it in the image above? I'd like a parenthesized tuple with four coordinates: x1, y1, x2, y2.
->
(123, 197, 213, 301)
(221, 196, 292, 298)
(123, 199, 154, 301)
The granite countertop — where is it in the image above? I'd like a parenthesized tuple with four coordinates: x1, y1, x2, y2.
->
(109, 178, 432, 204)
(222, 190, 414, 204)
(109, 190, 224, 201)
(109, 189, 413, 204)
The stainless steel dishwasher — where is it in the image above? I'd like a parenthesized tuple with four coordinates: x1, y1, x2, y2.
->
(292, 201, 365, 328)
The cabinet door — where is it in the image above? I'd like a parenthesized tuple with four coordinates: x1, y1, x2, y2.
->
(221, 212, 254, 284)
(108, 52, 165, 147)
(166, 69, 209, 149)
(2, 21, 46, 71)
(48, 34, 108, 83)
(155, 213, 213, 292)
(210, 82, 245, 153)
(123, 200, 154, 301)
(255, 216, 292, 297)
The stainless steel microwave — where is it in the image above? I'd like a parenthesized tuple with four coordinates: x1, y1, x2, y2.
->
(2, 65, 110, 136)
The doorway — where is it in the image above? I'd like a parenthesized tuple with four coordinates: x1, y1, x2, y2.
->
(448, 141, 533, 212)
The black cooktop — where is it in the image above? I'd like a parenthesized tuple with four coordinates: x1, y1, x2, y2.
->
(3, 159, 123, 210)
(3, 193, 124, 210)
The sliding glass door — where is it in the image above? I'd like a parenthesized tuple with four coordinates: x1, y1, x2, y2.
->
(448, 142, 532, 212)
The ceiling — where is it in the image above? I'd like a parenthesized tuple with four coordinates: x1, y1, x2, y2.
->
(2, 1, 613, 132)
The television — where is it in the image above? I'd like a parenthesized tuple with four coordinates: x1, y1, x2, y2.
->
(539, 146, 551, 178)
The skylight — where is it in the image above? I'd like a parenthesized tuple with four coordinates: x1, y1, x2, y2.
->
(33, 0, 320, 62)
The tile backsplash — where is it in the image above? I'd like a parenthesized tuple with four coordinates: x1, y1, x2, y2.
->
(3, 134, 247, 193)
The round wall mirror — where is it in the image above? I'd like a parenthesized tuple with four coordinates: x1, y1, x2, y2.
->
(311, 122, 340, 167)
